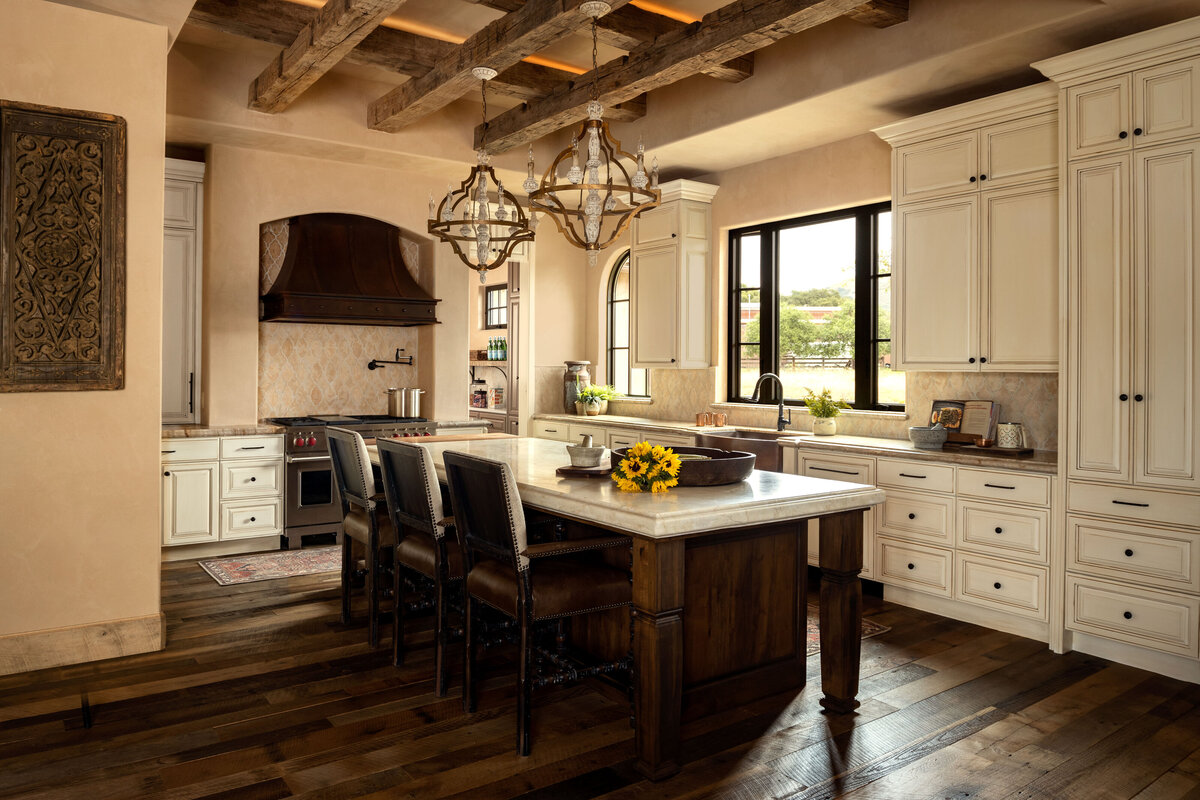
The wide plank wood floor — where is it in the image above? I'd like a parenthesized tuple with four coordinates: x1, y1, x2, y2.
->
(2, 558, 1199, 799)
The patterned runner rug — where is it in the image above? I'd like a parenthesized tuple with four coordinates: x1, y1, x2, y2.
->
(805, 606, 890, 656)
(199, 546, 341, 585)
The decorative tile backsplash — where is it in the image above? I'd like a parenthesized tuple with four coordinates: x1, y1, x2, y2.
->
(257, 219, 423, 418)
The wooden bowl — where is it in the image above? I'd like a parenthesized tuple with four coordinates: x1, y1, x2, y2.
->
(611, 446, 756, 486)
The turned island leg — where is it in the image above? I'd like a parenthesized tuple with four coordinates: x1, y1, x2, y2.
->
(632, 537, 685, 781)
(818, 509, 865, 714)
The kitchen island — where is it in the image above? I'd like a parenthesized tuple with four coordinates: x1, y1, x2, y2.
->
(370, 436, 885, 780)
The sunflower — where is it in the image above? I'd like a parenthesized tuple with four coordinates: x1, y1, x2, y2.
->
(614, 441, 682, 494)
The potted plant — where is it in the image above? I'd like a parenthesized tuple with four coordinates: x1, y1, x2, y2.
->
(801, 388, 849, 435)
(575, 383, 619, 415)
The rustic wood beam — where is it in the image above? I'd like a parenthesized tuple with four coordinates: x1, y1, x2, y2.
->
(474, 0, 867, 152)
(367, 0, 631, 132)
(845, 0, 908, 28)
(188, 0, 575, 103)
(248, 0, 409, 112)
(464, 0, 752, 82)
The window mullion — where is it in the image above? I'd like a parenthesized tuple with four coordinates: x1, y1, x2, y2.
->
(854, 210, 873, 408)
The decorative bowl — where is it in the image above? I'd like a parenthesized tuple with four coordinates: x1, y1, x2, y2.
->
(612, 445, 756, 486)
(908, 425, 948, 450)
(566, 444, 607, 467)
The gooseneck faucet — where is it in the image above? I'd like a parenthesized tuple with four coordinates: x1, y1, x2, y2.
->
(750, 373, 791, 432)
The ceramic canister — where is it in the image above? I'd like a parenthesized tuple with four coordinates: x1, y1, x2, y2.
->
(996, 422, 1026, 449)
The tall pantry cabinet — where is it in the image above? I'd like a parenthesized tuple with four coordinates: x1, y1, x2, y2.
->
(1037, 18, 1200, 681)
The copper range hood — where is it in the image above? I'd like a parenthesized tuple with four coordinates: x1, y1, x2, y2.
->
(260, 213, 439, 326)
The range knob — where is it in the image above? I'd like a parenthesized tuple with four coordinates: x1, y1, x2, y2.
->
(392, 433, 401, 438)
(422, 431, 431, 436)
(294, 436, 305, 447)
(306, 436, 317, 447)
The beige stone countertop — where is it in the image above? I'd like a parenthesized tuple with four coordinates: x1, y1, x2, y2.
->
(369, 437, 884, 539)
(531, 412, 733, 435)
(161, 423, 284, 439)
(778, 434, 1058, 474)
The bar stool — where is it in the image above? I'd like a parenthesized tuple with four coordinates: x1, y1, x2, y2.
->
(375, 438, 463, 695)
(442, 450, 633, 756)
(327, 426, 393, 649)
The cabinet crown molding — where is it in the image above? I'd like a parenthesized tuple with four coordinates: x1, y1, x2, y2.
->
(1034, 16, 1200, 86)
(165, 157, 206, 180)
(656, 178, 719, 204)
(873, 83, 1058, 146)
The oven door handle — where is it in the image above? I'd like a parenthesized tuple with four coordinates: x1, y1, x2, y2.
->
(287, 454, 332, 463)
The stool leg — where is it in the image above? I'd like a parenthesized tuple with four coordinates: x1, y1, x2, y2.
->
(517, 614, 533, 756)
(340, 534, 353, 625)
(433, 575, 447, 695)
(464, 596, 478, 714)
(367, 544, 379, 649)
(392, 558, 405, 667)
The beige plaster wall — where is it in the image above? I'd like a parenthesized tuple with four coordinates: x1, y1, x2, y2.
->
(0, 0, 165, 640)
(200, 144, 468, 425)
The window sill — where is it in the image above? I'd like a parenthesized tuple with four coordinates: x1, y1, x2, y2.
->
(711, 401, 909, 421)
(609, 396, 653, 405)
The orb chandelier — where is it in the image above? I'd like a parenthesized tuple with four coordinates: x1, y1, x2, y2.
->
(428, 67, 536, 283)
(524, 1, 660, 267)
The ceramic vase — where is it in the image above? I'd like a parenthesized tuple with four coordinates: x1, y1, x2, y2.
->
(813, 417, 837, 436)
(563, 361, 591, 413)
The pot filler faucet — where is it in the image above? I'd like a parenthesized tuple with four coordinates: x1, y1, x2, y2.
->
(750, 373, 791, 432)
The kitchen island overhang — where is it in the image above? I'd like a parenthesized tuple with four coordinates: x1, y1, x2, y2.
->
(369, 437, 885, 780)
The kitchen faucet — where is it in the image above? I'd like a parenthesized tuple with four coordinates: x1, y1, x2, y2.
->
(750, 373, 791, 432)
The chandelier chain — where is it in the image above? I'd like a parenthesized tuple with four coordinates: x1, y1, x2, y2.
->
(480, 77, 488, 151)
(590, 17, 599, 102)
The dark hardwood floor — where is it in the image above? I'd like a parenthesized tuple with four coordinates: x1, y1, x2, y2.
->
(2, 558, 1199, 799)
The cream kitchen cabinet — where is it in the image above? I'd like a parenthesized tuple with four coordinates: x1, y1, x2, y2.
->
(796, 453, 875, 578)
(162, 457, 219, 546)
(876, 84, 1060, 372)
(162, 158, 204, 424)
(629, 180, 718, 370)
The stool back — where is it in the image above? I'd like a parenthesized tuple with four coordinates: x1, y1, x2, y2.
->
(327, 426, 376, 515)
(376, 438, 444, 539)
(443, 451, 528, 571)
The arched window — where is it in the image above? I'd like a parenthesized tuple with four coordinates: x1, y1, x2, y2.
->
(607, 251, 649, 397)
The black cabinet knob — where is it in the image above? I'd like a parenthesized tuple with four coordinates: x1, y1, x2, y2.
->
(163, 471, 170, 477)
(969, 176, 977, 183)
(979, 174, 987, 181)
(249, 516, 256, 522)
(1119, 393, 1129, 401)
(1124, 548, 1134, 557)
(1119, 131, 1129, 139)
(968, 357, 976, 363)
(995, 527, 1003, 534)
(1134, 127, 1143, 135)
(980, 356, 987, 363)
(1123, 611, 1133, 620)
(250, 476, 257, 482)
(908, 513, 916, 520)
(993, 582, 1002, 590)
(907, 563, 915, 570)
(1135, 394, 1144, 402)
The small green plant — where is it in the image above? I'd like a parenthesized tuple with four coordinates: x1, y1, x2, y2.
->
(801, 387, 849, 418)
(578, 383, 620, 405)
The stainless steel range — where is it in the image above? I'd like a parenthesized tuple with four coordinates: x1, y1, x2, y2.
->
(269, 414, 435, 548)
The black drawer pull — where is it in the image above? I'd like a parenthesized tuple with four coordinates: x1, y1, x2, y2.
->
(1112, 500, 1150, 507)
(899, 473, 926, 479)
(810, 466, 859, 476)
(240, 445, 266, 450)
(250, 477, 257, 482)
(907, 513, 916, 520)
(907, 563, 915, 570)
(995, 527, 1003, 534)
(984, 483, 1015, 490)
(993, 582, 1002, 590)
(1124, 548, 1134, 557)
(161, 450, 176, 454)
(1123, 611, 1133, 620)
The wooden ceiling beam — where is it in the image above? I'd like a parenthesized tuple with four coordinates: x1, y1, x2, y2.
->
(248, 0, 409, 112)
(474, 0, 868, 152)
(845, 0, 909, 28)
(367, 0, 632, 133)
(188, 0, 576, 104)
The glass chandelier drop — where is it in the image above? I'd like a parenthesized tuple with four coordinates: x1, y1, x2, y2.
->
(428, 67, 536, 283)
(525, 1, 660, 267)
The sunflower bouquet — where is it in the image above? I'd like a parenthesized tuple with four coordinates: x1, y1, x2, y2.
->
(612, 441, 683, 494)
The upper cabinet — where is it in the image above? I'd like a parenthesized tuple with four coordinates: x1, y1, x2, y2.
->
(162, 158, 205, 425)
(876, 83, 1060, 372)
(630, 180, 718, 370)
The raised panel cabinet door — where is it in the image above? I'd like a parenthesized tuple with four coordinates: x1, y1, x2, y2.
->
(1067, 75, 1132, 159)
(162, 228, 198, 424)
(1134, 141, 1200, 490)
(1134, 57, 1200, 147)
(507, 294, 519, 414)
(894, 132, 979, 203)
(633, 204, 676, 247)
(1068, 155, 1132, 483)
(163, 177, 197, 228)
(979, 112, 1058, 189)
(162, 462, 219, 546)
(894, 196, 979, 370)
(630, 245, 679, 368)
(979, 183, 1059, 371)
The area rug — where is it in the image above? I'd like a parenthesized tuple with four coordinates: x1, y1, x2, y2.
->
(199, 546, 341, 586)
(805, 606, 890, 656)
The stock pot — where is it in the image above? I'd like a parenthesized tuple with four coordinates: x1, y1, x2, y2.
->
(383, 387, 423, 417)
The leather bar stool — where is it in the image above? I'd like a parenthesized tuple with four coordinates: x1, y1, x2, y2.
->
(443, 450, 632, 756)
(327, 426, 394, 649)
(375, 438, 463, 695)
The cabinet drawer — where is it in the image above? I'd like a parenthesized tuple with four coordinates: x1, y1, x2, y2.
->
(606, 428, 642, 450)
(220, 459, 283, 500)
(161, 438, 219, 463)
(877, 490, 954, 544)
(530, 420, 571, 441)
(1066, 575, 1199, 658)
(877, 458, 955, 493)
(957, 467, 1050, 506)
(1067, 515, 1199, 592)
(568, 423, 609, 445)
(801, 454, 875, 484)
(957, 501, 1048, 562)
(221, 499, 282, 540)
(1068, 481, 1200, 529)
(955, 554, 1048, 620)
(877, 538, 952, 597)
(220, 435, 284, 460)
(644, 432, 695, 449)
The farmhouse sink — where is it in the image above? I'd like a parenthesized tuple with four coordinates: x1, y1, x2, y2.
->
(694, 428, 802, 473)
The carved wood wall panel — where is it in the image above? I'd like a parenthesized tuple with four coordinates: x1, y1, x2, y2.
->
(0, 100, 126, 392)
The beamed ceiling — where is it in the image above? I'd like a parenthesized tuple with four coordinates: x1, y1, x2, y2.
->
(185, 0, 909, 153)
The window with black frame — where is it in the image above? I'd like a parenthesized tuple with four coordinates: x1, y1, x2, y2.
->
(728, 201, 901, 410)
(484, 284, 507, 329)
(607, 252, 649, 397)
